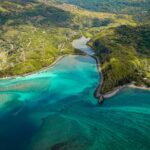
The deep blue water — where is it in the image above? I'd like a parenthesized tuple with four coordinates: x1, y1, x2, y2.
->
(0, 55, 150, 150)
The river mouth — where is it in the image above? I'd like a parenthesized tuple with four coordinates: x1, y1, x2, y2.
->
(0, 38, 150, 150)
(72, 36, 95, 55)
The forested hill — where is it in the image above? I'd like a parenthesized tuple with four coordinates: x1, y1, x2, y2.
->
(59, 0, 149, 13)
(89, 25, 150, 93)
(59, 0, 150, 23)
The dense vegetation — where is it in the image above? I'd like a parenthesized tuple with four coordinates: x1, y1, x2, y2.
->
(59, 0, 150, 15)
(59, 0, 150, 24)
(90, 25, 150, 93)
(115, 25, 150, 55)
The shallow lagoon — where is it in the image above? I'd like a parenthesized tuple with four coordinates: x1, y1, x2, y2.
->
(0, 55, 150, 150)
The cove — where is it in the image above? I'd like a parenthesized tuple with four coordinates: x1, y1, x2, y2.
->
(0, 39, 150, 150)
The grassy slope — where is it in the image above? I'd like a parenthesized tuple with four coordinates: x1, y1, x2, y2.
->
(0, 0, 137, 77)
(0, 0, 77, 76)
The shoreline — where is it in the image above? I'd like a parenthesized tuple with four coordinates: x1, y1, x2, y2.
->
(0, 55, 66, 80)
(0, 36, 92, 80)
(92, 56, 122, 100)
(102, 85, 125, 98)
(0, 36, 149, 100)
(103, 83, 150, 99)
(127, 84, 150, 91)
(0, 53, 93, 80)
(91, 52, 150, 100)
(95, 82, 150, 99)
(92, 56, 103, 98)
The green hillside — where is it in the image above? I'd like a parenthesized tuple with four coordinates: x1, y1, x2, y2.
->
(59, 0, 150, 14)
(59, 0, 150, 24)
(89, 25, 150, 93)
(0, 0, 78, 76)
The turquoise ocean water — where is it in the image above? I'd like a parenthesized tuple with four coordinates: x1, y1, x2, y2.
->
(0, 55, 150, 150)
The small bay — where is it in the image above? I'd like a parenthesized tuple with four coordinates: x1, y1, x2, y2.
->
(0, 37, 150, 150)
